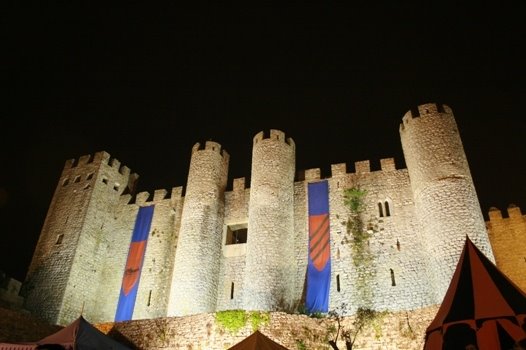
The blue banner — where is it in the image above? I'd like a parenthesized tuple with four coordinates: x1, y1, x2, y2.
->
(115, 205, 155, 321)
(305, 180, 331, 313)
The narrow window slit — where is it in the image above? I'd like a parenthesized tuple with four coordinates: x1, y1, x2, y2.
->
(390, 269, 396, 286)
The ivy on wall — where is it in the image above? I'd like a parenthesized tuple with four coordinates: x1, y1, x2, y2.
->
(342, 187, 378, 308)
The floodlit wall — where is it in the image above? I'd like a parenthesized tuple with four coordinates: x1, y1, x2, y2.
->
(487, 205, 526, 292)
(24, 103, 510, 326)
(400, 103, 494, 302)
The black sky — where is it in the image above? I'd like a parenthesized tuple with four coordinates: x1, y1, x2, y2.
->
(2, 3, 525, 281)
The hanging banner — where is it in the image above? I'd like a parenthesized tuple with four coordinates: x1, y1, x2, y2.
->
(115, 205, 155, 321)
(305, 180, 331, 313)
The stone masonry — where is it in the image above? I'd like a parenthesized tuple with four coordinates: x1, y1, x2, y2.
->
(21, 103, 520, 328)
(487, 205, 526, 292)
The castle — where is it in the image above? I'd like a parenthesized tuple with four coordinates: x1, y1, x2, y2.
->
(21, 103, 525, 327)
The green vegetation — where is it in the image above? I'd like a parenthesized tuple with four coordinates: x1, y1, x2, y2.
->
(215, 310, 247, 333)
(214, 310, 270, 334)
(342, 187, 378, 308)
(249, 311, 270, 331)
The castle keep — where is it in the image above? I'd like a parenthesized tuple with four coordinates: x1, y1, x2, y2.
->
(22, 103, 523, 326)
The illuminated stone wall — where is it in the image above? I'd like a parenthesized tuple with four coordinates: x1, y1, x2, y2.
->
(167, 142, 229, 316)
(400, 103, 494, 303)
(24, 103, 507, 327)
(487, 205, 526, 292)
(244, 130, 296, 310)
(22, 152, 135, 325)
(94, 306, 439, 350)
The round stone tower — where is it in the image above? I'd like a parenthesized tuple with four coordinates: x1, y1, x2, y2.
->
(243, 130, 296, 311)
(167, 141, 229, 316)
(399, 103, 494, 303)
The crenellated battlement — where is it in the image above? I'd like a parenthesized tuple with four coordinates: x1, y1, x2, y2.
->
(253, 129, 295, 149)
(63, 152, 103, 169)
(331, 163, 347, 177)
(63, 151, 130, 176)
(354, 160, 369, 174)
(132, 187, 184, 206)
(305, 168, 321, 181)
(399, 103, 453, 131)
(301, 158, 399, 182)
(488, 204, 524, 221)
(380, 158, 396, 171)
(191, 141, 229, 162)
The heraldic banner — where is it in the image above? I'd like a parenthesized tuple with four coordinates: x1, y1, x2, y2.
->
(306, 180, 331, 313)
(115, 205, 155, 321)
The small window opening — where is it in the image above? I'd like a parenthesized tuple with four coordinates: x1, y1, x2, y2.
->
(56, 234, 64, 245)
(378, 202, 384, 217)
(396, 239, 400, 251)
(230, 282, 234, 300)
(385, 201, 391, 217)
(62, 178, 70, 186)
(147, 290, 152, 306)
(74, 175, 81, 183)
(337, 181, 339, 188)
(390, 269, 396, 286)
(102, 177, 108, 184)
(336, 275, 341, 292)
(86, 173, 94, 181)
(113, 184, 120, 191)
(226, 227, 248, 245)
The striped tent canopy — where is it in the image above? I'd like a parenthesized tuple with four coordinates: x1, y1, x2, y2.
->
(0, 316, 131, 350)
(424, 236, 526, 349)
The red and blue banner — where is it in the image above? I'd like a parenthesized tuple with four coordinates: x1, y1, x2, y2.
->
(306, 180, 331, 313)
(115, 205, 155, 321)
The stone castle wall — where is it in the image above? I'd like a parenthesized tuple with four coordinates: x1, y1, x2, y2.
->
(244, 130, 296, 310)
(168, 141, 229, 316)
(22, 103, 515, 328)
(94, 306, 440, 350)
(487, 205, 526, 292)
(399, 103, 493, 303)
(23, 152, 135, 324)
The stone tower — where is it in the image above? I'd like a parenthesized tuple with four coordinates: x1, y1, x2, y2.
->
(243, 130, 296, 310)
(167, 141, 229, 316)
(487, 205, 526, 292)
(22, 152, 136, 325)
(399, 103, 494, 302)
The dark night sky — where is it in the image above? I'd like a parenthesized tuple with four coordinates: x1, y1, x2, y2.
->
(1, 3, 525, 282)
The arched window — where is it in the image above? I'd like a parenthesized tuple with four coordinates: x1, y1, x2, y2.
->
(336, 274, 341, 292)
(230, 282, 235, 299)
(390, 269, 396, 286)
(385, 201, 391, 217)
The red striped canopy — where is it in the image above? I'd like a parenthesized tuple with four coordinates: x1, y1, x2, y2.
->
(424, 236, 526, 349)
